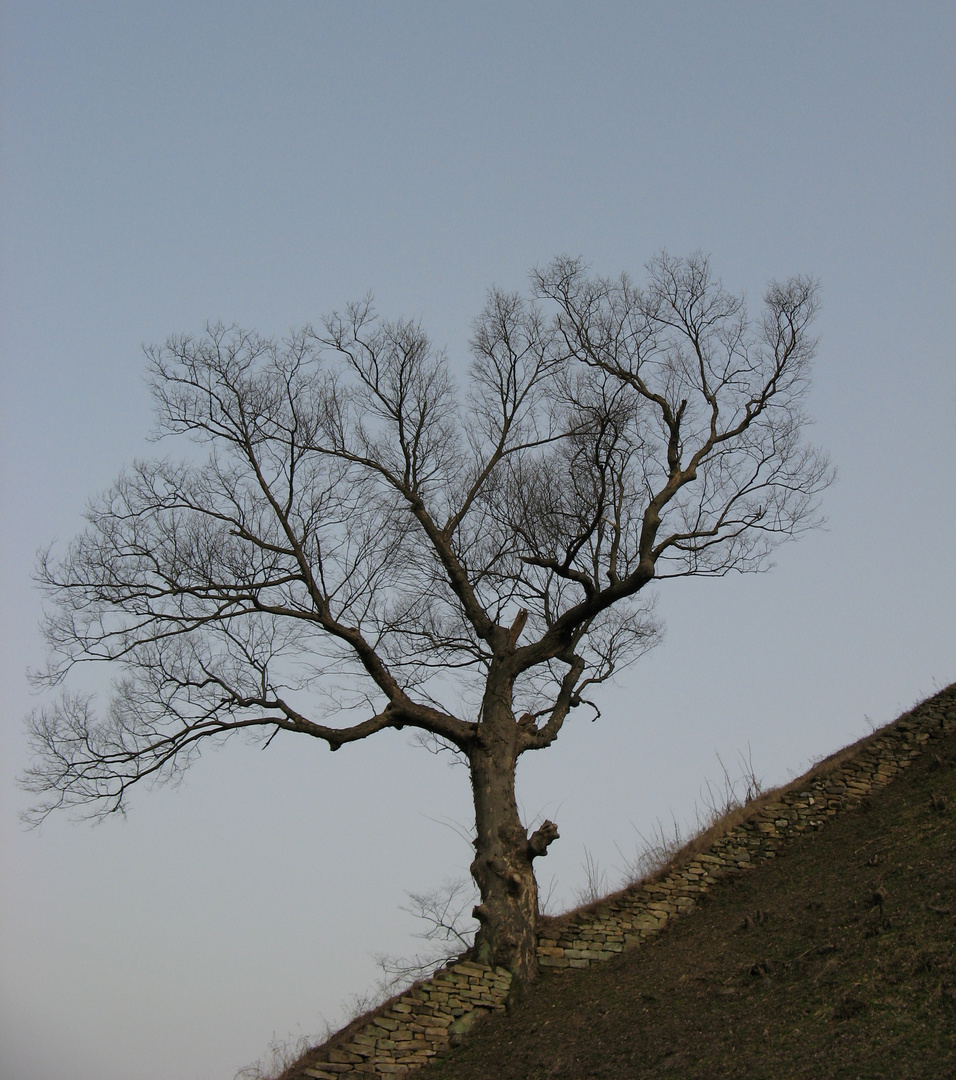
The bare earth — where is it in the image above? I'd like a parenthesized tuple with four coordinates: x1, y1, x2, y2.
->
(425, 723, 956, 1080)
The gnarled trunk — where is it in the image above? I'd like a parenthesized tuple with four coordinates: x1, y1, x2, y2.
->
(468, 681, 558, 994)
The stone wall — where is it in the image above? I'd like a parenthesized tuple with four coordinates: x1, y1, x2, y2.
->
(537, 683, 955, 969)
(295, 962, 512, 1079)
(290, 684, 956, 1080)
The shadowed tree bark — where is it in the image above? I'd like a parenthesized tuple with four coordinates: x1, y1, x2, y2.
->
(23, 253, 833, 992)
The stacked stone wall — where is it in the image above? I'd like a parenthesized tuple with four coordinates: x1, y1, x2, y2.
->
(538, 684, 955, 968)
(296, 962, 511, 1079)
(291, 684, 956, 1079)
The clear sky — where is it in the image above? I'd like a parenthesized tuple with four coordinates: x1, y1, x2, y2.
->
(1, 3, 953, 1079)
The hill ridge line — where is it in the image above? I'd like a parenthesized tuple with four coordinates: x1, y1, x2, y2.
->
(287, 683, 956, 1080)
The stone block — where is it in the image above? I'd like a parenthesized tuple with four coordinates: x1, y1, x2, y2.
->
(328, 1049, 363, 1064)
(451, 961, 488, 978)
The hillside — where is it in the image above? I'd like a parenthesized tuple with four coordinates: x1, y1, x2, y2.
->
(279, 686, 956, 1080)
(428, 696, 956, 1079)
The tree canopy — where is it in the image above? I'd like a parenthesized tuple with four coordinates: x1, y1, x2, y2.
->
(24, 253, 833, 985)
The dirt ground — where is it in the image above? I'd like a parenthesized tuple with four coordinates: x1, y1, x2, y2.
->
(427, 727, 956, 1080)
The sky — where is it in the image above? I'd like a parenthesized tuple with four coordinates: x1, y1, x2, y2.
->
(1, 3, 954, 1078)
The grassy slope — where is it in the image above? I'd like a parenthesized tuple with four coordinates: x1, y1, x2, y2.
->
(426, 723, 956, 1080)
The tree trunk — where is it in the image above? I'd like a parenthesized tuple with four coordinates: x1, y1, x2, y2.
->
(467, 680, 558, 996)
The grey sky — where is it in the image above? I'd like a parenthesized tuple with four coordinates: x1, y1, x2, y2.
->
(1, 3, 954, 1079)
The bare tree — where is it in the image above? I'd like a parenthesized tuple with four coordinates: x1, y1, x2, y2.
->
(376, 878, 479, 991)
(23, 253, 833, 991)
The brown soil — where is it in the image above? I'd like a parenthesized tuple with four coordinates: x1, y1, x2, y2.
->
(426, 727, 956, 1080)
